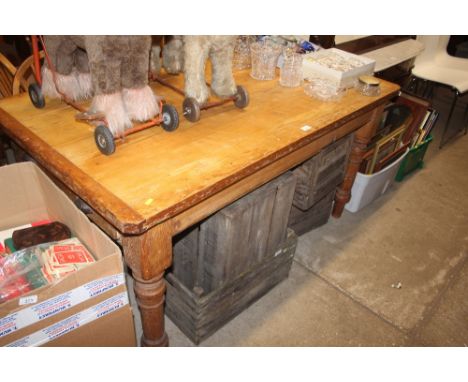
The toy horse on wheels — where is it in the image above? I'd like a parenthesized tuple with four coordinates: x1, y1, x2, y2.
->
(151, 35, 249, 122)
(29, 35, 179, 155)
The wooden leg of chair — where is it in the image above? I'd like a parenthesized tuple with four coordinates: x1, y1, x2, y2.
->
(439, 91, 459, 149)
(464, 103, 468, 135)
(418, 79, 427, 97)
(403, 75, 416, 94)
(428, 82, 435, 100)
(423, 81, 431, 99)
(414, 78, 421, 96)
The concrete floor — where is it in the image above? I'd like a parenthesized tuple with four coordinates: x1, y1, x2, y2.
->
(129, 86, 468, 347)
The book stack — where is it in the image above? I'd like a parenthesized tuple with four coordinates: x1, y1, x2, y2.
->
(409, 107, 439, 148)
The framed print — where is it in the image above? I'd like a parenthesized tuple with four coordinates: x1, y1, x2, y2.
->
(373, 143, 409, 173)
(367, 124, 407, 174)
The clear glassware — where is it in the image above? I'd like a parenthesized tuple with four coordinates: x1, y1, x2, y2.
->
(232, 36, 255, 71)
(279, 49, 303, 87)
(303, 78, 345, 102)
(356, 75, 381, 96)
(250, 41, 282, 80)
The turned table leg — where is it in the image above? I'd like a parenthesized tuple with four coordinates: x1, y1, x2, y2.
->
(122, 222, 173, 347)
(132, 271, 168, 347)
(332, 105, 385, 218)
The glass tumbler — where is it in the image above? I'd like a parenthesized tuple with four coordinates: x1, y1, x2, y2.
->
(280, 51, 303, 87)
(233, 36, 254, 71)
(250, 41, 282, 80)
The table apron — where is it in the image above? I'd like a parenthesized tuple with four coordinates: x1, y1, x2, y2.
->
(171, 109, 373, 236)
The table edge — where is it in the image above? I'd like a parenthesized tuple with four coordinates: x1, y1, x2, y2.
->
(0, 84, 399, 235)
(0, 107, 146, 233)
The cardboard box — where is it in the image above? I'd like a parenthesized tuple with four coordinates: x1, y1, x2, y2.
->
(302, 48, 375, 89)
(0, 162, 136, 346)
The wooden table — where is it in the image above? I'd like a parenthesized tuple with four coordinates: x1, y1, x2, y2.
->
(0, 70, 399, 346)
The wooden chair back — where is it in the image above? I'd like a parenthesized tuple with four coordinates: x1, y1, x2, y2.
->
(0, 52, 17, 98)
(12, 51, 44, 95)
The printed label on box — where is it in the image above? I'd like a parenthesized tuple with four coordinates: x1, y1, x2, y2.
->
(0, 273, 125, 339)
(82, 274, 124, 298)
(6, 292, 129, 347)
(43, 314, 81, 341)
(19, 295, 38, 306)
(31, 292, 74, 320)
(0, 313, 18, 337)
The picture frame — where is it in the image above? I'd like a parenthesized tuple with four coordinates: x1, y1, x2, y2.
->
(373, 142, 409, 173)
(360, 147, 376, 174)
(367, 124, 407, 174)
(367, 102, 413, 150)
(395, 92, 431, 144)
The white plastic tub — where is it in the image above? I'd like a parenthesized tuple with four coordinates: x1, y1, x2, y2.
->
(345, 149, 409, 213)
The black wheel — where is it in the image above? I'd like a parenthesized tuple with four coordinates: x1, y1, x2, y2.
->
(28, 83, 45, 109)
(161, 104, 179, 132)
(234, 85, 249, 109)
(94, 125, 115, 155)
(182, 97, 201, 122)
